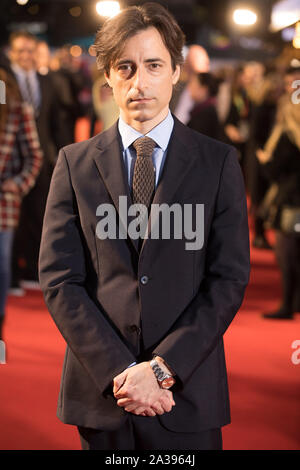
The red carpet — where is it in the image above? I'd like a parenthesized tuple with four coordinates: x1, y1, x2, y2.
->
(0, 234, 299, 450)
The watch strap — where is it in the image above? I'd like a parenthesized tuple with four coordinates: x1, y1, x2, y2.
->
(150, 359, 167, 382)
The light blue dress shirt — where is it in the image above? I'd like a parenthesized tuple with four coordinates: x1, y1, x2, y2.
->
(118, 110, 174, 189)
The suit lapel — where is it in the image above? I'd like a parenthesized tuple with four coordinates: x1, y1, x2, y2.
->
(140, 117, 199, 252)
(153, 117, 198, 206)
(93, 123, 140, 253)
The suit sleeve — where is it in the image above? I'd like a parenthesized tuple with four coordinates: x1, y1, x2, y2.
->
(38, 148, 136, 394)
(154, 148, 250, 384)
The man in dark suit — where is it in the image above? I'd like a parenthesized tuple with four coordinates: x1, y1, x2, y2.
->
(39, 3, 250, 450)
(9, 31, 59, 285)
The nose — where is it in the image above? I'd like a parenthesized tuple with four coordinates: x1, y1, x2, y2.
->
(131, 65, 148, 92)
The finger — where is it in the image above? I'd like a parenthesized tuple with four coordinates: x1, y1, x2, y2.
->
(143, 408, 156, 417)
(164, 396, 175, 411)
(117, 398, 133, 407)
(163, 390, 176, 407)
(113, 372, 127, 395)
(160, 399, 172, 413)
(151, 402, 165, 415)
(159, 396, 175, 413)
(128, 406, 148, 416)
(113, 377, 129, 396)
(127, 406, 156, 417)
(114, 388, 131, 400)
(124, 403, 143, 413)
(158, 391, 172, 407)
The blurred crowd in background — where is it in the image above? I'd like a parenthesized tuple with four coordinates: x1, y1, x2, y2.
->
(0, 23, 300, 355)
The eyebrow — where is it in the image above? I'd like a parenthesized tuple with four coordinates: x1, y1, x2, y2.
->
(115, 58, 166, 66)
(145, 58, 166, 64)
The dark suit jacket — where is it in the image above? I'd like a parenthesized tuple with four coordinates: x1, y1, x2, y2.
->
(35, 73, 59, 166)
(187, 101, 222, 141)
(39, 116, 250, 432)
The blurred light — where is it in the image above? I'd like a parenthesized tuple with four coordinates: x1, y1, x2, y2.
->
(16, 0, 29, 5)
(271, 0, 300, 32)
(233, 9, 257, 26)
(281, 26, 296, 41)
(272, 11, 300, 31)
(293, 22, 300, 48)
(291, 58, 300, 67)
(96, 1, 120, 18)
(88, 45, 96, 56)
(70, 45, 82, 58)
(69, 6, 82, 17)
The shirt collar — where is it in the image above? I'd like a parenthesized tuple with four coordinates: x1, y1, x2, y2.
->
(118, 109, 174, 152)
(11, 63, 36, 79)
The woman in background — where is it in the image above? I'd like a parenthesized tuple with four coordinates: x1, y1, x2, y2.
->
(187, 72, 221, 140)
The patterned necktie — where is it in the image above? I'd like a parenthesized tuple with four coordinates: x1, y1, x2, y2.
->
(132, 136, 156, 210)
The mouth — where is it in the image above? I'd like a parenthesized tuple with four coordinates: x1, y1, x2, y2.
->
(129, 98, 153, 104)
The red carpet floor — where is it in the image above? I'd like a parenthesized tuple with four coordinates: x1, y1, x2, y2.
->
(0, 235, 299, 450)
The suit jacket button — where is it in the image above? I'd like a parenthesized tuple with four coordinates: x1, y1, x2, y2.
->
(129, 325, 141, 334)
(140, 275, 149, 285)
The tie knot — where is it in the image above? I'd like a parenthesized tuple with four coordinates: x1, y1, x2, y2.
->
(133, 136, 156, 158)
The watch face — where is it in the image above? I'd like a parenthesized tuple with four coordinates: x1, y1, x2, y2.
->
(161, 376, 175, 389)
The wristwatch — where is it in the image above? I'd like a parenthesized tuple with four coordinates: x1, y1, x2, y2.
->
(150, 358, 176, 389)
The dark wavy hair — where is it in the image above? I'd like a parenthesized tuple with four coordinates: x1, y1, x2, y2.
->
(197, 73, 220, 98)
(94, 2, 185, 75)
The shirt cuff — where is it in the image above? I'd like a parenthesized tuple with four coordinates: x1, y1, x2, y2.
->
(127, 361, 137, 368)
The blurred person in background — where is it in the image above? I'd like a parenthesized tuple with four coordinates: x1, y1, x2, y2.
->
(246, 61, 282, 250)
(187, 72, 222, 140)
(36, 41, 83, 148)
(92, 72, 120, 131)
(171, 44, 210, 124)
(215, 65, 235, 126)
(256, 66, 300, 319)
(8, 31, 59, 290)
(223, 64, 251, 166)
(223, 62, 274, 250)
(0, 66, 42, 362)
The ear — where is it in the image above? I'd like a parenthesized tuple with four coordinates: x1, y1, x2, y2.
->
(104, 71, 112, 88)
(172, 65, 181, 86)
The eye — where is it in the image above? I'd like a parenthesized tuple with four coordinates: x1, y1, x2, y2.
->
(116, 63, 135, 78)
(149, 63, 161, 70)
(118, 64, 131, 71)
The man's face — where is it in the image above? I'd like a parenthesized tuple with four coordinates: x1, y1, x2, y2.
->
(105, 27, 180, 131)
(10, 37, 37, 71)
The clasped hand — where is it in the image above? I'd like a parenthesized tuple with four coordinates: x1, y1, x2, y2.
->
(113, 362, 175, 417)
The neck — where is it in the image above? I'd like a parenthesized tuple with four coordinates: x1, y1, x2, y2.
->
(120, 106, 169, 134)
